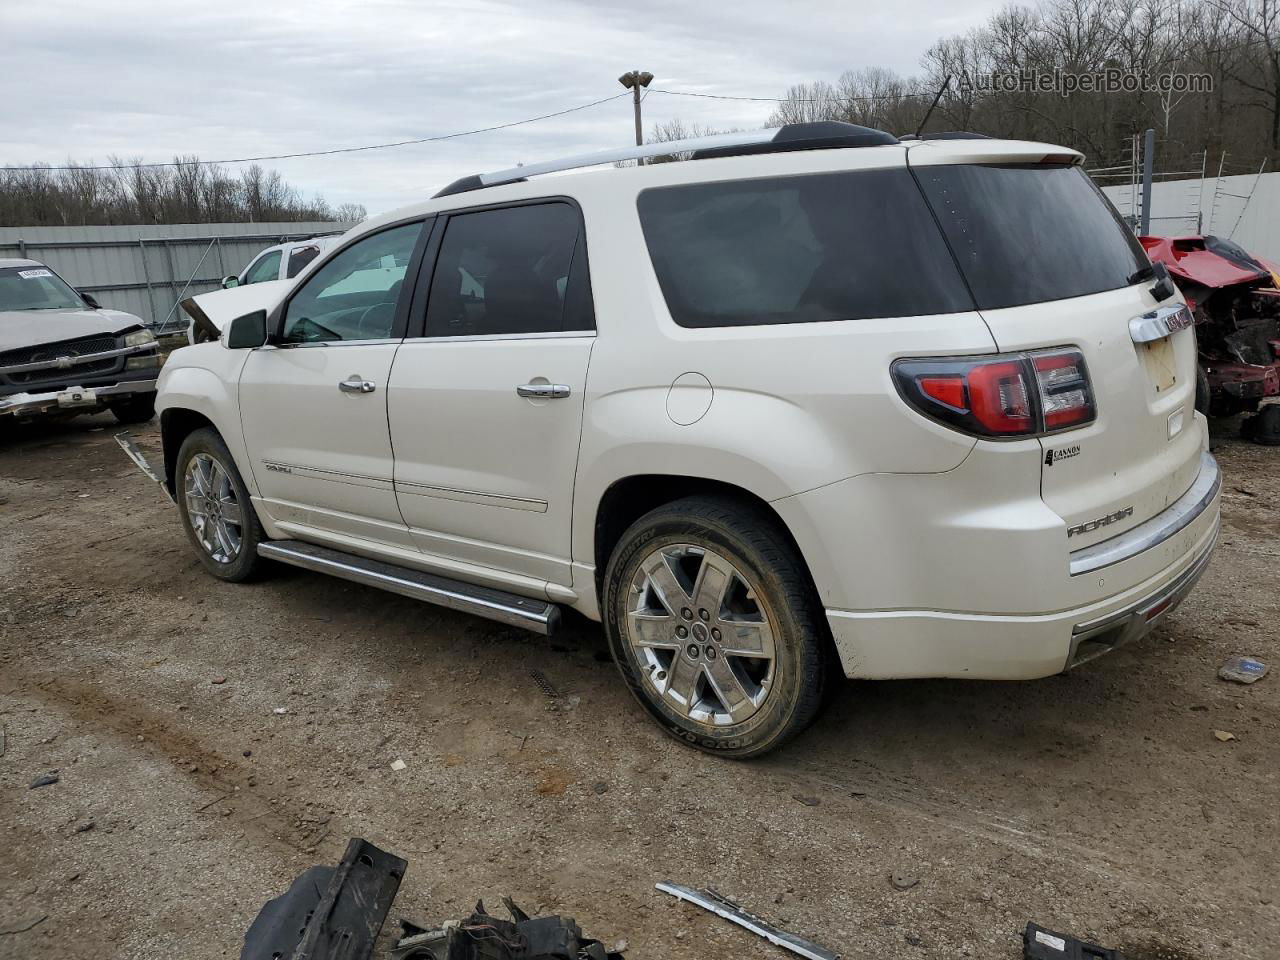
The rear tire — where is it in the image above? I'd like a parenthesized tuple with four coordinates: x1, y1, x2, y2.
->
(175, 428, 266, 582)
(1194, 365, 1210, 418)
(110, 392, 156, 425)
(603, 495, 829, 759)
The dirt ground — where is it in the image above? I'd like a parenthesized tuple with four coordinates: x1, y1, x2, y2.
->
(1, 413, 1277, 960)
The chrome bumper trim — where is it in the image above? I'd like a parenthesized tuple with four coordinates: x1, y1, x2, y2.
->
(1069, 451, 1221, 576)
(1068, 518, 1218, 668)
(0, 379, 158, 417)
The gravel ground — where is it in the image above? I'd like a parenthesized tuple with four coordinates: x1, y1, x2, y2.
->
(1, 413, 1277, 960)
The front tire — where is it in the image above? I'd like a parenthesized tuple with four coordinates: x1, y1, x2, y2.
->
(176, 428, 265, 582)
(603, 495, 829, 759)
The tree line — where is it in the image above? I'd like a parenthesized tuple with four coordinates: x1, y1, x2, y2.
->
(757, 0, 1280, 172)
(0, 157, 366, 227)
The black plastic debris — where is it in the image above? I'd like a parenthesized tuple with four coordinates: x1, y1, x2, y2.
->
(1242, 405, 1280, 446)
(1024, 923, 1124, 959)
(241, 838, 406, 960)
(391, 898, 624, 960)
(29, 772, 59, 789)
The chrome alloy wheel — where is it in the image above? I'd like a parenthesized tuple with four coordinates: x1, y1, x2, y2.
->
(626, 543, 777, 726)
(184, 453, 243, 564)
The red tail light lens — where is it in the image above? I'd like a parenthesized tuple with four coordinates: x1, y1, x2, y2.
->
(892, 348, 1095, 439)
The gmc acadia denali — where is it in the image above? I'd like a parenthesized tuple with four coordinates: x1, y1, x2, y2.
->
(149, 122, 1221, 757)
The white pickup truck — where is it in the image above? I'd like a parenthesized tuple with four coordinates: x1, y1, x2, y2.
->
(146, 123, 1221, 757)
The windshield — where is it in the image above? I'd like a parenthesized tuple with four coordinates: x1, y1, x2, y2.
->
(913, 163, 1148, 310)
(0, 265, 85, 312)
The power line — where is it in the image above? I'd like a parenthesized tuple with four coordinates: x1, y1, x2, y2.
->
(649, 88, 938, 104)
(2, 92, 632, 172)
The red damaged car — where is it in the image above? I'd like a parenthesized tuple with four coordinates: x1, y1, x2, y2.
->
(1141, 234, 1280, 440)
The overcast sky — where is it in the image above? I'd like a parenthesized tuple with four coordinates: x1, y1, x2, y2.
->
(5, 0, 1007, 217)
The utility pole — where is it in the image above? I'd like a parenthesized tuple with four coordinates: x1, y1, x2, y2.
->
(1140, 128, 1155, 236)
(618, 70, 654, 155)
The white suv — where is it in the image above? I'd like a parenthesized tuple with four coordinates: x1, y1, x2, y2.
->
(152, 123, 1221, 757)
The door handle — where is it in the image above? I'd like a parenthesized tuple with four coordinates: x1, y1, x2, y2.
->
(339, 377, 377, 394)
(517, 383, 571, 399)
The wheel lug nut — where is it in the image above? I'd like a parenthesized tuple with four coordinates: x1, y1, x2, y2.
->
(698, 609, 710, 621)
(676, 625, 688, 639)
(681, 607, 693, 621)
(705, 647, 718, 659)
(686, 643, 700, 659)
(711, 628, 721, 641)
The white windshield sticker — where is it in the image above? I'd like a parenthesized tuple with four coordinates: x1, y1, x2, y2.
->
(17, 268, 53, 280)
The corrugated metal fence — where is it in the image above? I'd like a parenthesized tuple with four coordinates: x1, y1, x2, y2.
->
(0, 221, 349, 333)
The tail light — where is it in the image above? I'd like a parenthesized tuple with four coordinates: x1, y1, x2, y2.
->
(893, 348, 1095, 439)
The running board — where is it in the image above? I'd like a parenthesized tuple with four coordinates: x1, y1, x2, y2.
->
(256, 540, 561, 635)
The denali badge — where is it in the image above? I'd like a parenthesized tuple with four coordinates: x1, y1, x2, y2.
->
(264, 462, 292, 474)
(1067, 506, 1134, 538)
(1044, 444, 1081, 466)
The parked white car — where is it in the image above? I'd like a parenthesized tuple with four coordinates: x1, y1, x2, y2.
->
(224, 236, 341, 289)
(149, 123, 1221, 757)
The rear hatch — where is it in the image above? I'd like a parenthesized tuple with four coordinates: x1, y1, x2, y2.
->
(908, 142, 1203, 551)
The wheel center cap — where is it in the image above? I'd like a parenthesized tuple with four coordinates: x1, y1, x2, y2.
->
(692, 622, 709, 643)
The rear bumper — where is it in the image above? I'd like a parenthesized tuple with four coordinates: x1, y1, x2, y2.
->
(780, 445, 1223, 681)
(0, 377, 157, 418)
(825, 514, 1219, 679)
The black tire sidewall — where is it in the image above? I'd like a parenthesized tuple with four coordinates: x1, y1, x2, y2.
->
(604, 504, 821, 758)
(175, 428, 261, 582)
(110, 392, 157, 425)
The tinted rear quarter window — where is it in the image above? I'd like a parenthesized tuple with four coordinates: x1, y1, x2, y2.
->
(913, 164, 1147, 310)
(636, 169, 973, 328)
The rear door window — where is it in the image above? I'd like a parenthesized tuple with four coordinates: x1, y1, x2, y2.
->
(913, 163, 1147, 309)
(636, 169, 973, 328)
(286, 244, 323, 278)
(423, 202, 590, 337)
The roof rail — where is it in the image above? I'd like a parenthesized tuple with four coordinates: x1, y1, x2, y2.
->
(434, 122, 900, 198)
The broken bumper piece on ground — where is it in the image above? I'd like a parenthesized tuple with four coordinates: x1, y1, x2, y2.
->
(114, 431, 175, 502)
(656, 882, 838, 960)
(1024, 922, 1124, 959)
(240, 838, 406, 960)
(391, 897, 624, 960)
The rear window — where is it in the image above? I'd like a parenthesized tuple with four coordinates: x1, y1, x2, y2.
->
(636, 170, 973, 327)
(914, 164, 1147, 310)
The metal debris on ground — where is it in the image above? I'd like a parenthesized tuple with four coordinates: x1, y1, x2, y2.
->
(1219, 656, 1269, 684)
(1023, 922, 1124, 959)
(655, 882, 838, 960)
(240, 838, 405, 960)
(530, 669, 560, 700)
(890, 871, 919, 891)
(391, 897, 624, 960)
